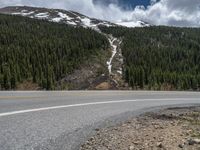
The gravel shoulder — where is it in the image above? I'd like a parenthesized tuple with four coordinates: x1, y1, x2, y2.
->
(80, 106, 200, 150)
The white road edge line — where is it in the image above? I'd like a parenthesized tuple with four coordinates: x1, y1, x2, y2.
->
(0, 98, 199, 117)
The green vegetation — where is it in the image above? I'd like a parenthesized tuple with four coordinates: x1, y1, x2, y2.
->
(0, 14, 109, 90)
(100, 26, 200, 90)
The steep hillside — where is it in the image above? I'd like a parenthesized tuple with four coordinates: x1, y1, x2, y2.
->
(0, 14, 109, 90)
(0, 6, 132, 90)
(100, 26, 200, 90)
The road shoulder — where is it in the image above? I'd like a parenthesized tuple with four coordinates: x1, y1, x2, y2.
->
(81, 106, 200, 150)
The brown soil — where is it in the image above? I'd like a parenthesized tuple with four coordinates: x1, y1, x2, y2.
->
(57, 50, 111, 90)
(16, 80, 41, 90)
(81, 106, 200, 150)
(95, 82, 111, 90)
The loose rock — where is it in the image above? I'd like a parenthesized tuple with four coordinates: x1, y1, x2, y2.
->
(188, 138, 200, 145)
(80, 106, 200, 150)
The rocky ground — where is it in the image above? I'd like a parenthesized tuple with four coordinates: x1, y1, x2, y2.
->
(109, 38, 129, 90)
(57, 49, 111, 90)
(58, 35, 130, 90)
(80, 106, 200, 150)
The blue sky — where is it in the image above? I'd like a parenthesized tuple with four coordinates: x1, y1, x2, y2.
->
(117, 0, 151, 9)
(94, 0, 151, 9)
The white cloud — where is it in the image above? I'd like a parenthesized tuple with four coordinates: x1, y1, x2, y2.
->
(0, 0, 200, 27)
(129, 0, 200, 27)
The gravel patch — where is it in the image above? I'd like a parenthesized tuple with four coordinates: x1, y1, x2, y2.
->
(80, 106, 200, 150)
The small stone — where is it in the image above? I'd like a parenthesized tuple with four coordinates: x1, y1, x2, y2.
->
(188, 139, 200, 145)
(133, 141, 139, 145)
(95, 128, 100, 131)
(188, 140, 195, 145)
(127, 121, 132, 124)
(129, 145, 134, 150)
(86, 141, 91, 145)
(114, 127, 118, 130)
(194, 139, 200, 144)
(191, 139, 200, 144)
(187, 130, 193, 133)
(178, 144, 184, 148)
(157, 142, 163, 148)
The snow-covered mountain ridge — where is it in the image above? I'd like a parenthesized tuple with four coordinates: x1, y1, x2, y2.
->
(0, 6, 116, 29)
(0, 6, 150, 28)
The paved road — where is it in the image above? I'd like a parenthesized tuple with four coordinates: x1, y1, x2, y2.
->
(0, 91, 200, 150)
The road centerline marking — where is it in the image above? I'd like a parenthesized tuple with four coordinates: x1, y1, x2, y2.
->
(0, 98, 199, 117)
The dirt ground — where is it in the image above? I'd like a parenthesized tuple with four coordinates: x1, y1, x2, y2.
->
(80, 106, 200, 150)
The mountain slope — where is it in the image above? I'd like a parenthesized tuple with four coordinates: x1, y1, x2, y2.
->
(0, 6, 151, 90)
(0, 6, 116, 29)
(0, 6, 149, 28)
(0, 14, 109, 90)
(100, 26, 200, 90)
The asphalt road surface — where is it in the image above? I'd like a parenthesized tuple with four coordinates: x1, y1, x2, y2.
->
(0, 91, 200, 150)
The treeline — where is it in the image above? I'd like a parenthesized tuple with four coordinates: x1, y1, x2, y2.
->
(0, 14, 109, 90)
(100, 26, 200, 90)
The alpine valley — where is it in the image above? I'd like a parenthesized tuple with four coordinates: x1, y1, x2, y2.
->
(0, 6, 200, 91)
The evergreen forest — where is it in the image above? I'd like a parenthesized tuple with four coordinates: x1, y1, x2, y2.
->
(100, 26, 200, 90)
(0, 14, 109, 90)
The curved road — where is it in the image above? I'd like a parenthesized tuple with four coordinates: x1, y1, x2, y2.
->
(0, 91, 200, 150)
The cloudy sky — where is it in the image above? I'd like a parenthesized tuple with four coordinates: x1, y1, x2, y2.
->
(1, 0, 200, 27)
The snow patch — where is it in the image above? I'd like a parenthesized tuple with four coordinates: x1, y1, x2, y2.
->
(12, 11, 35, 16)
(35, 12, 49, 18)
(117, 70, 122, 75)
(67, 21, 77, 25)
(21, 10, 27, 13)
(81, 18, 91, 26)
(51, 12, 76, 25)
(51, 17, 62, 22)
(116, 21, 149, 28)
(81, 17, 91, 27)
(58, 12, 73, 20)
(107, 37, 118, 74)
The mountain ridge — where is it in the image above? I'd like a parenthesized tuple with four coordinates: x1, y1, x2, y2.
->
(0, 6, 149, 28)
